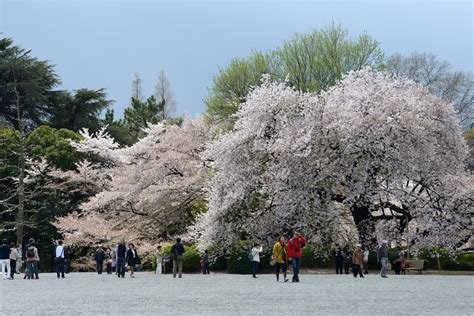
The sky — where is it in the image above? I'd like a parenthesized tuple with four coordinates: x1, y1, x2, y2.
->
(1, 0, 473, 118)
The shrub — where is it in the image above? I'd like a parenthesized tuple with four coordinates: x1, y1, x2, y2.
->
(226, 240, 254, 274)
(161, 243, 201, 273)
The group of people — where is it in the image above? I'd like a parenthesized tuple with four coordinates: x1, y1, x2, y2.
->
(2, 235, 403, 281)
(248, 232, 307, 282)
(335, 244, 370, 277)
(335, 240, 406, 278)
(154, 238, 186, 278)
(94, 242, 140, 278)
(0, 238, 44, 280)
(92, 238, 187, 279)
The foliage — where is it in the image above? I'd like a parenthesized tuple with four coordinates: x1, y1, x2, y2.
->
(205, 24, 384, 125)
(26, 125, 83, 170)
(154, 68, 177, 119)
(226, 240, 255, 274)
(0, 37, 59, 130)
(160, 243, 201, 272)
(464, 128, 474, 171)
(123, 96, 167, 142)
(0, 125, 83, 246)
(387, 52, 474, 129)
(47, 89, 112, 132)
(301, 246, 334, 269)
(195, 69, 472, 255)
(54, 117, 210, 242)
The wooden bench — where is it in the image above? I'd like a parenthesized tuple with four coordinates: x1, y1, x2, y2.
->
(403, 260, 424, 274)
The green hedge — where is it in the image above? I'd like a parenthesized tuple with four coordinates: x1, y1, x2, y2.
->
(153, 244, 201, 273)
(149, 243, 474, 273)
(226, 240, 254, 274)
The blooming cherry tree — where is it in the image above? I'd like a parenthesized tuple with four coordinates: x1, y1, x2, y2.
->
(55, 117, 210, 242)
(195, 69, 472, 252)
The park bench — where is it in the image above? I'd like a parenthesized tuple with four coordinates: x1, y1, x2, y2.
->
(404, 260, 424, 274)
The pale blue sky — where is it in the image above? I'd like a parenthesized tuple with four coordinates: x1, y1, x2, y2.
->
(1, 0, 473, 118)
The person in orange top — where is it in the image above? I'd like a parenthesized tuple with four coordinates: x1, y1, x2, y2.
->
(287, 232, 306, 283)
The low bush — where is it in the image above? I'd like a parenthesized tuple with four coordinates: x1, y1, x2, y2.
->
(160, 243, 201, 273)
(226, 240, 255, 274)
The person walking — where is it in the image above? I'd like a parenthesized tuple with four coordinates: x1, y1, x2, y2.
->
(287, 232, 306, 282)
(335, 247, 344, 274)
(64, 246, 71, 274)
(111, 250, 117, 274)
(273, 236, 289, 282)
(363, 247, 370, 274)
(250, 243, 263, 279)
(126, 243, 139, 278)
(352, 244, 364, 278)
(116, 242, 127, 278)
(0, 239, 11, 280)
(9, 243, 20, 279)
(95, 245, 105, 275)
(25, 238, 39, 280)
(156, 245, 163, 276)
(343, 245, 352, 274)
(202, 250, 210, 275)
(377, 240, 389, 278)
(54, 240, 66, 279)
(15, 245, 22, 275)
(171, 238, 185, 278)
(105, 248, 112, 274)
(394, 252, 407, 275)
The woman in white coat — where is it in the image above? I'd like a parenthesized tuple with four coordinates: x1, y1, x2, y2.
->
(156, 245, 163, 276)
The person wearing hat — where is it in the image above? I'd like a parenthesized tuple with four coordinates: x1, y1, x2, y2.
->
(352, 244, 364, 278)
(377, 240, 389, 278)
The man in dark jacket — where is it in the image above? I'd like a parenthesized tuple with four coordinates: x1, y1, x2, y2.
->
(94, 246, 105, 275)
(116, 242, 127, 278)
(171, 238, 185, 278)
(377, 240, 389, 278)
(335, 247, 344, 274)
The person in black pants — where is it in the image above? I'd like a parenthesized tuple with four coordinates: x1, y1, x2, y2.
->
(64, 246, 71, 274)
(335, 247, 344, 274)
(116, 242, 127, 278)
(54, 240, 66, 279)
(126, 244, 139, 278)
(343, 245, 352, 274)
(95, 246, 105, 275)
(202, 250, 210, 274)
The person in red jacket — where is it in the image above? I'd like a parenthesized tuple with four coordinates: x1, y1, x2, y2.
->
(287, 232, 306, 282)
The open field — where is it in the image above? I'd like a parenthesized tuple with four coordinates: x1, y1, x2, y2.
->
(1, 272, 473, 315)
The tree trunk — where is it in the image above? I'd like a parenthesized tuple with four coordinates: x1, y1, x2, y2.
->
(350, 204, 378, 248)
(14, 81, 25, 246)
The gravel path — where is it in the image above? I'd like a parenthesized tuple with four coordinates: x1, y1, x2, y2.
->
(0, 272, 473, 315)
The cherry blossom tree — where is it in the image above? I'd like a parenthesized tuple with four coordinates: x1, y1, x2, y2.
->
(195, 69, 472, 252)
(54, 116, 210, 243)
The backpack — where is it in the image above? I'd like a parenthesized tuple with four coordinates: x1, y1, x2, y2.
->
(26, 246, 35, 259)
(248, 250, 253, 262)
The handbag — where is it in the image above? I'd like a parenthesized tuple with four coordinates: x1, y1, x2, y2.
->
(270, 256, 277, 266)
(270, 245, 284, 266)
